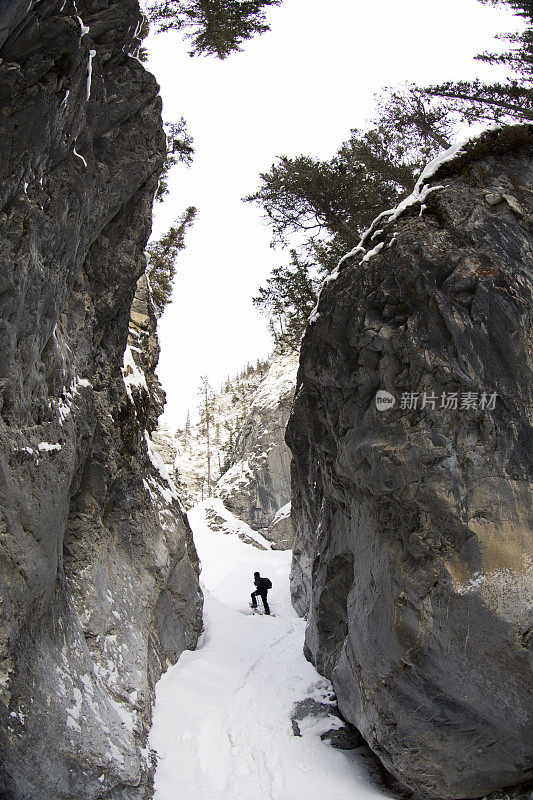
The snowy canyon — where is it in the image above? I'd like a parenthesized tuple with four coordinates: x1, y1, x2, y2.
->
(0, 0, 532, 799)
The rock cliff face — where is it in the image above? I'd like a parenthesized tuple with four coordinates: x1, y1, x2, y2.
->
(155, 350, 297, 548)
(0, 2, 202, 798)
(155, 358, 272, 508)
(287, 127, 533, 799)
(215, 350, 298, 547)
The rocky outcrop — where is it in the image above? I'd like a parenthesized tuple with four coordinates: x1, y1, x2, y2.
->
(215, 350, 297, 546)
(199, 496, 272, 550)
(0, 2, 202, 798)
(287, 127, 533, 798)
(152, 350, 296, 548)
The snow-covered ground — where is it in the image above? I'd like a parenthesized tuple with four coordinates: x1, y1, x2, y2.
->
(149, 501, 391, 800)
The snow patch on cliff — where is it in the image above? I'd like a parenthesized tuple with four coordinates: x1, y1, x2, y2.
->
(272, 502, 291, 524)
(250, 351, 298, 412)
(123, 344, 148, 399)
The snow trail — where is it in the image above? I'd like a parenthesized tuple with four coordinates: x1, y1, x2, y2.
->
(150, 500, 390, 800)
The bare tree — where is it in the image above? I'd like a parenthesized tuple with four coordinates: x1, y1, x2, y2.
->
(199, 376, 213, 496)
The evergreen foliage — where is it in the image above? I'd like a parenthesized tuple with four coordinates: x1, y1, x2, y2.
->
(146, 206, 197, 316)
(198, 376, 215, 496)
(245, 122, 444, 347)
(135, 16, 150, 62)
(156, 118, 195, 202)
(253, 251, 321, 347)
(247, 1, 531, 348)
(426, 0, 533, 123)
(244, 128, 419, 249)
(148, 0, 282, 58)
(372, 84, 453, 155)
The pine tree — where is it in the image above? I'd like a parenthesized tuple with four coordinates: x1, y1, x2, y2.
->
(253, 250, 321, 348)
(148, 0, 282, 59)
(372, 84, 453, 154)
(146, 206, 197, 316)
(244, 126, 432, 256)
(156, 118, 194, 202)
(426, 0, 533, 124)
(246, 1, 531, 351)
(246, 124, 437, 348)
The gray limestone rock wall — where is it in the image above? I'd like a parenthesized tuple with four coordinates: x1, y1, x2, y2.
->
(215, 350, 298, 548)
(0, 2, 202, 798)
(287, 127, 533, 799)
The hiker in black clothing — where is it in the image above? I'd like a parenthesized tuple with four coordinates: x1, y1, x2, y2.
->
(251, 571, 271, 614)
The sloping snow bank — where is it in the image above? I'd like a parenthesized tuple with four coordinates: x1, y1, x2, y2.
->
(149, 502, 390, 800)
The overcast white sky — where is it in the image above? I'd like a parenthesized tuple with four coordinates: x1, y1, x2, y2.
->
(144, 0, 519, 431)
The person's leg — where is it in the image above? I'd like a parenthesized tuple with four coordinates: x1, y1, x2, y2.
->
(261, 592, 270, 614)
(251, 590, 258, 607)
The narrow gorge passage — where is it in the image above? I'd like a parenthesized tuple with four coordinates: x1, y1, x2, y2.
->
(149, 501, 388, 800)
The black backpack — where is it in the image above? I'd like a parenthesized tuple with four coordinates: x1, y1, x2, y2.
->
(262, 577, 272, 590)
